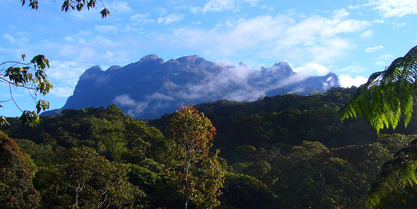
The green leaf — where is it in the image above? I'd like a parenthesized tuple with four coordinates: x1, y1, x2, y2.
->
(340, 45, 417, 133)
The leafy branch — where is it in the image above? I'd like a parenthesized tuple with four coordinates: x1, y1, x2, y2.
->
(0, 55, 53, 127)
(21, 0, 112, 18)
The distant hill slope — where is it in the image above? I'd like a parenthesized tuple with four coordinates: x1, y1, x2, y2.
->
(43, 54, 339, 119)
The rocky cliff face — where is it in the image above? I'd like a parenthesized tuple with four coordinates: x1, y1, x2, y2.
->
(43, 55, 339, 119)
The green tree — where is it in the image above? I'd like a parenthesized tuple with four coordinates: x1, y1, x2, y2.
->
(1, 55, 53, 127)
(219, 172, 275, 209)
(34, 146, 145, 208)
(167, 105, 225, 209)
(340, 45, 417, 208)
(0, 131, 41, 208)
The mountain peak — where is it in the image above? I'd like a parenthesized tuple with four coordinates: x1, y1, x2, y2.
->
(106, 65, 121, 71)
(139, 54, 163, 64)
(79, 65, 103, 80)
(176, 55, 201, 63)
(262, 61, 294, 77)
(275, 61, 290, 68)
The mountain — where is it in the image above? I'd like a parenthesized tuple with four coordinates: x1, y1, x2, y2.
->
(43, 54, 339, 119)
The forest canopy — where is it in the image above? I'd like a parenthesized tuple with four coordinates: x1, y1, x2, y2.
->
(3, 87, 417, 208)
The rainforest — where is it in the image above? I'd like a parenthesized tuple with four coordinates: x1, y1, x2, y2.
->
(2, 86, 417, 208)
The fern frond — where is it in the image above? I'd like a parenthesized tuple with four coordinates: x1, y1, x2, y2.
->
(365, 140, 417, 208)
(340, 45, 417, 133)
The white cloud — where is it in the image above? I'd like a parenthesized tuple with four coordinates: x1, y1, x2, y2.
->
(103, 50, 114, 59)
(156, 8, 167, 15)
(365, 45, 384, 52)
(45, 60, 95, 97)
(108, 1, 132, 13)
(338, 74, 367, 87)
(158, 14, 184, 24)
(368, 0, 417, 17)
(167, 11, 370, 66)
(47, 61, 88, 86)
(245, 0, 261, 7)
(379, 54, 394, 60)
(376, 61, 386, 65)
(64, 36, 74, 42)
(293, 63, 330, 75)
(114, 94, 137, 107)
(348, 5, 360, 9)
(360, 30, 373, 37)
(94, 25, 118, 34)
(130, 13, 155, 24)
(333, 9, 350, 20)
(191, 0, 236, 13)
(337, 65, 367, 73)
(260, 5, 274, 10)
(145, 92, 174, 101)
(113, 93, 173, 117)
(3, 34, 15, 43)
(50, 86, 75, 97)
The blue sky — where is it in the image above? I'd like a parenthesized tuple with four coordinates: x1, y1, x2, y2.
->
(1, 0, 417, 117)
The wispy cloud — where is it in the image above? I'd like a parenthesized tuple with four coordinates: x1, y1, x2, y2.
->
(376, 61, 386, 65)
(167, 10, 369, 66)
(156, 8, 167, 15)
(158, 13, 184, 24)
(337, 65, 367, 73)
(130, 13, 155, 24)
(379, 54, 394, 60)
(94, 25, 119, 34)
(260, 5, 274, 10)
(365, 45, 384, 52)
(348, 5, 360, 9)
(191, 0, 236, 13)
(245, 0, 261, 7)
(46, 61, 92, 97)
(3, 34, 15, 43)
(360, 30, 373, 37)
(108, 1, 133, 13)
(368, 0, 417, 17)
(114, 94, 149, 116)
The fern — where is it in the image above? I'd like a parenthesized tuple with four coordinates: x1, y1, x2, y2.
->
(340, 45, 417, 133)
(365, 139, 417, 208)
(340, 45, 417, 208)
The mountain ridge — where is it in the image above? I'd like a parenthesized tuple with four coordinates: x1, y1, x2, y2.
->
(43, 54, 339, 119)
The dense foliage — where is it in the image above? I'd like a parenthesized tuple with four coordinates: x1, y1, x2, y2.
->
(3, 87, 417, 208)
(0, 131, 40, 208)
